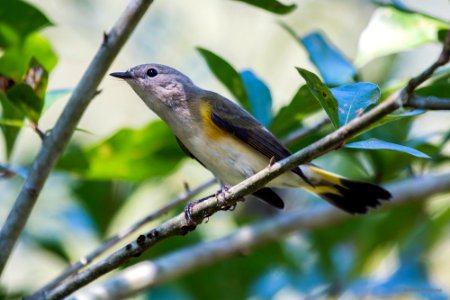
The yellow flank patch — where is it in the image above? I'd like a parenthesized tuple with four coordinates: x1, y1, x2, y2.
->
(307, 165, 342, 185)
(200, 101, 225, 140)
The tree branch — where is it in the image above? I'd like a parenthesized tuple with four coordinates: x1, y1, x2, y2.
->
(70, 172, 450, 300)
(29, 179, 216, 299)
(407, 95, 450, 110)
(0, 0, 155, 277)
(34, 113, 322, 292)
(40, 31, 450, 300)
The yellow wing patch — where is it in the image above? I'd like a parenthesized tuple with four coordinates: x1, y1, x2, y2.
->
(199, 101, 226, 140)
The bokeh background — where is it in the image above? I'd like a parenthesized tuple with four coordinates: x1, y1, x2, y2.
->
(1, 0, 450, 299)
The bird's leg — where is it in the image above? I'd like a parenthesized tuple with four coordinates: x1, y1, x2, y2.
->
(183, 194, 213, 227)
(217, 184, 237, 211)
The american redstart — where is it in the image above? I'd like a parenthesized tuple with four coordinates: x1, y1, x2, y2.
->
(110, 64, 391, 214)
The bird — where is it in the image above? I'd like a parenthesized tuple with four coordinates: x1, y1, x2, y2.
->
(110, 64, 391, 217)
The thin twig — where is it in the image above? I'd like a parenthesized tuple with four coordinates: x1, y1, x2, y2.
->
(0, 0, 155, 277)
(29, 179, 216, 299)
(41, 30, 450, 300)
(407, 95, 450, 110)
(70, 172, 450, 300)
(281, 117, 330, 145)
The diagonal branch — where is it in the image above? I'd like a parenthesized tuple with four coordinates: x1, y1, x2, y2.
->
(0, 0, 155, 277)
(70, 172, 450, 299)
(34, 114, 322, 292)
(30, 178, 216, 298)
(41, 31, 450, 300)
(407, 95, 450, 110)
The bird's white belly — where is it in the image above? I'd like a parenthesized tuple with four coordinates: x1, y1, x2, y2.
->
(185, 134, 301, 187)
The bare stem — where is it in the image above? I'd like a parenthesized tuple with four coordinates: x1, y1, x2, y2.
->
(0, 0, 155, 277)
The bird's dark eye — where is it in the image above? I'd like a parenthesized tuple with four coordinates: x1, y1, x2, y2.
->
(146, 68, 158, 77)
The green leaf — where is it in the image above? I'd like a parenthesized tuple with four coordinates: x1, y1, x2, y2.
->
(361, 109, 425, 136)
(330, 82, 380, 126)
(0, 0, 52, 38)
(6, 83, 43, 123)
(282, 24, 357, 85)
(270, 85, 322, 137)
(345, 138, 430, 158)
(197, 47, 250, 111)
(71, 180, 135, 237)
(23, 33, 58, 72)
(0, 33, 57, 80)
(240, 70, 272, 126)
(0, 24, 20, 48)
(297, 68, 340, 128)
(0, 92, 25, 158)
(356, 6, 449, 66)
(0, 48, 29, 80)
(59, 120, 185, 181)
(232, 0, 296, 15)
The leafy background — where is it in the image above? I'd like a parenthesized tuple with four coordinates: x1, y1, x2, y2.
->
(1, 0, 450, 299)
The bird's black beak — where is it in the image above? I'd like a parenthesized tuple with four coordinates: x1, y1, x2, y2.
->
(110, 71, 133, 79)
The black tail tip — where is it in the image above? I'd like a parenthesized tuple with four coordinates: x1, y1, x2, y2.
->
(320, 179, 392, 214)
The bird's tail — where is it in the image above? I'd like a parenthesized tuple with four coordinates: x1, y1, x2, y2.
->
(303, 165, 391, 214)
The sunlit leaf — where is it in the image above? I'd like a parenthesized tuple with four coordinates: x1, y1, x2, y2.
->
(197, 47, 250, 110)
(0, 48, 29, 80)
(240, 70, 272, 126)
(345, 138, 430, 158)
(23, 33, 58, 73)
(233, 0, 296, 14)
(356, 6, 449, 66)
(297, 68, 340, 128)
(331, 82, 380, 126)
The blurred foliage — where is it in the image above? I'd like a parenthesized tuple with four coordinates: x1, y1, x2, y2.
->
(1, 0, 450, 299)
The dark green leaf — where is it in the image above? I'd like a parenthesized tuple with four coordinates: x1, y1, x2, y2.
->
(233, 0, 296, 14)
(356, 6, 449, 66)
(345, 138, 430, 158)
(331, 82, 380, 126)
(6, 83, 43, 123)
(0, 0, 52, 37)
(34, 235, 71, 263)
(0, 24, 20, 48)
(270, 85, 322, 137)
(297, 68, 339, 128)
(197, 47, 250, 110)
(0, 92, 25, 158)
(282, 25, 357, 85)
(240, 70, 272, 126)
(71, 180, 135, 237)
